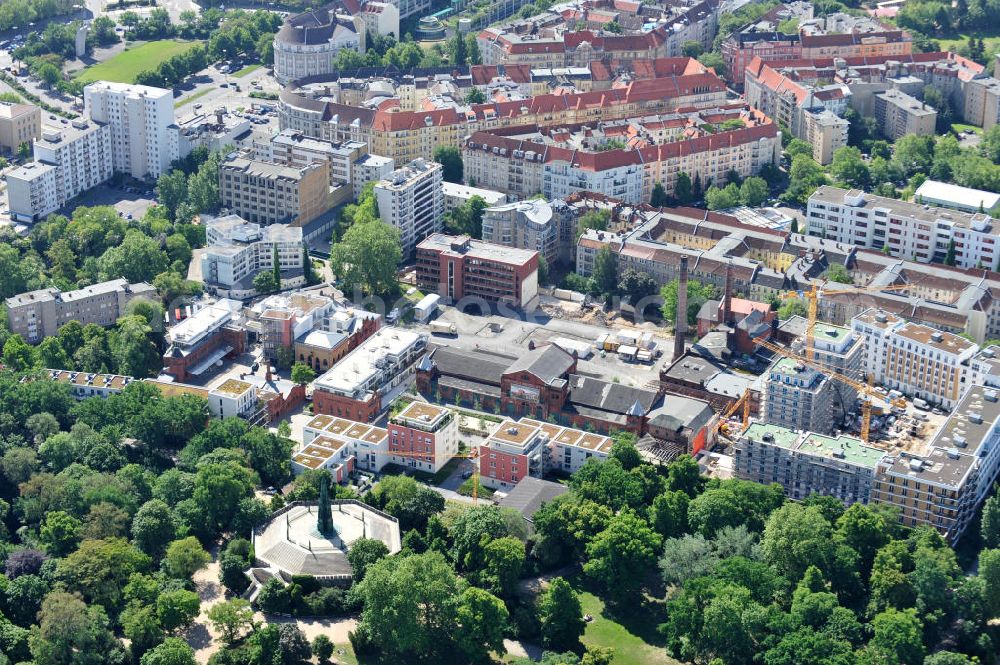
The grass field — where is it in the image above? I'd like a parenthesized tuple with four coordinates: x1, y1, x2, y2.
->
(233, 63, 262, 77)
(74, 40, 202, 84)
(952, 122, 983, 134)
(175, 88, 212, 109)
(570, 579, 679, 665)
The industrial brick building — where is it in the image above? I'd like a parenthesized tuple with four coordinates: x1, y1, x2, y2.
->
(415, 234, 539, 308)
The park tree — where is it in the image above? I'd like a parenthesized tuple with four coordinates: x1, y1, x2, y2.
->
(121, 604, 163, 658)
(156, 589, 201, 633)
(367, 474, 445, 532)
(39, 510, 81, 557)
(58, 537, 151, 610)
(432, 146, 464, 183)
(207, 599, 256, 644)
(651, 489, 690, 539)
(651, 182, 670, 207)
(675, 172, 693, 204)
(163, 536, 211, 580)
(739, 176, 769, 207)
(330, 219, 402, 297)
(347, 537, 390, 583)
(830, 146, 871, 189)
(538, 577, 585, 652)
(480, 536, 525, 597)
(291, 362, 316, 385)
(868, 607, 924, 665)
(139, 638, 197, 665)
(584, 509, 661, 599)
(29, 591, 126, 665)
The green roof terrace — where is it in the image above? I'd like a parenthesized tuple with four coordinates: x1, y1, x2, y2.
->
(744, 422, 801, 450)
(798, 432, 885, 468)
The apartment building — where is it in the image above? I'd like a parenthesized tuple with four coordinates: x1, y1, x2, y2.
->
(387, 401, 459, 474)
(0, 101, 40, 153)
(778, 316, 864, 417)
(482, 199, 576, 266)
(462, 106, 781, 205)
(6, 162, 58, 223)
(312, 327, 427, 421)
(735, 422, 885, 504)
(373, 158, 443, 256)
(806, 186, 1000, 270)
(763, 358, 837, 434)
(352, 153, 394, 199)
(278, 58, 729, 164)
(7, 120, 113, 222)
(415, 234, 539, 308)
(266, 129, 367, 190)
(272, 3, 365, 84)
(218, 156, 333, 227)
(200, 215, 306, 299)
(873, 89, 937, 140)
(301, 414, 390, 473)
(83, 81, 180, 179)
(852, 308, 978, 408)
(802, 108, 849, 165)
(360, 1, 399, 38)
(6, 279, 156, 343)
(478, 417, 613, 490)
(872, 385, 1000, 542)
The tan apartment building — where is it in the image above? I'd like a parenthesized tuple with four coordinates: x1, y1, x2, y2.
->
(802, 107, 849, 165)
(852, 309, 978, 408)
(0, 101, 40, 154)
(278, 60, 729, 164)
(873, 89, 937, 140)
(218, 155, 333, 227)
(6, 278, 157, 343)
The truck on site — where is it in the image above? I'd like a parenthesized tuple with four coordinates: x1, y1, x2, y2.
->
(430, 320, 457, 335)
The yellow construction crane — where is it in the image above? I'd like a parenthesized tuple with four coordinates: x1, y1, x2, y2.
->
(388, 448, 484, 503)
(755, 336, 904, 442)
(783, 282, 911, 362)
(717, 388, 751, 435)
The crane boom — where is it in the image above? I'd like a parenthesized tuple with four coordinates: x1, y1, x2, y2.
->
(755, 336, 901, 442)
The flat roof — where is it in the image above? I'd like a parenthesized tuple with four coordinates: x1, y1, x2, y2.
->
(214, 379, 254, 397)
(441, 181, 507, 204)
(744, 422, 883, 468)
(810, 185, 992, 231)
(395, 401, 450, 424)
(490, 419, 540, 447)
(304, 414, 388, 444)
(417, 233, 537, 266)
(894, 321, 975, 355)
(313, 328, 424, 395)
(915, 179, 1000, 209)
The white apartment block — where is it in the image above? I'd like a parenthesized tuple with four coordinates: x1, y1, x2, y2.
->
(200, 214, 306, 298)
(84, 81, 180, 179)
(352, 153, 394, 199)
(374, 158, 443, 256)
(7, 120, 113, 222)
(301, 414, 391, 474)
(852, 308, 979, 409)
(807, 186, 1000, 270)
(6, 162, 58, 222)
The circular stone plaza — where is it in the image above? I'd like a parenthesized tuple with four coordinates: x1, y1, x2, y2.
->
(247, 500, 401, 593)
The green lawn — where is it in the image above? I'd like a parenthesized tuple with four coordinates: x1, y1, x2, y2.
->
(233, 63, 262, 77)
(570, 580, 679, 665)
(952, 122, 983, 134)
(174, 88, 212, 109)
(74, 40, 202, 84)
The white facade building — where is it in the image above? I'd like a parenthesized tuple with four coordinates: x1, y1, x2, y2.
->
(200, 215, 306, 298)
(374, 158, 443, 256)
(852, 308, 979, 408)
(807, 186, 1000, 270)
(84, 81, 180, 179)
(441, 181, 507, 212)
(7, 120, 113, 222)
(273, 4, 365, 85)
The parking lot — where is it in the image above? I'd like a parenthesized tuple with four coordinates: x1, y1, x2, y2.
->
(79, 183, 158, 221)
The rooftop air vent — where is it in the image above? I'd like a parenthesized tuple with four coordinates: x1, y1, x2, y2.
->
(909, 458, 924, 472)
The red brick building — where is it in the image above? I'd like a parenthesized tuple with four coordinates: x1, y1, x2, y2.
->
(415, 234, 540, 308)
(386, 401, 459, 474)
(162, 303, 247, 382)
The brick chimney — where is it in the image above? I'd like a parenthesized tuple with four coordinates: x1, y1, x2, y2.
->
(673, 255, 688, 362)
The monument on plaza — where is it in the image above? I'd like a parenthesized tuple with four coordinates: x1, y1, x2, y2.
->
(317, 474, 334, 534)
